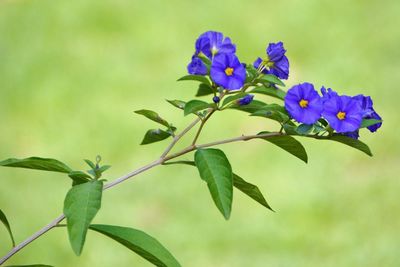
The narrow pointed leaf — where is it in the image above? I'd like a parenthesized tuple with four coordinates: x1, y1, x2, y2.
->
(134, 110, 170, 128)
(256, 74, 285, 86)
(177, 75, 211, 86)
(258, 132, 308, 163)
(229, 100, 267, 113)
(166, 100, 186, 110)
(233, 174, 273, 211)
(0, 209, 15, 247)
(141, 129, 171, 145)
(90, 224, 181, 267)
(183, 100, 212, 116)
(196, 83, 214, 97)
(194, 149, 233, 219)
(360, 119, 382, 129)
(251, 85, 286, 100)
(4, 265, 54, 267)
(163, 161, 273, 212)
(64, 180, 103, 255)
(315, 135, 372, 156)
(0, 157, 72, 173)
(221, 93, 247, 108)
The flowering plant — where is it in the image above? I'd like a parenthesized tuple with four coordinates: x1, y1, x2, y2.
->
(0, 31, 382, 267)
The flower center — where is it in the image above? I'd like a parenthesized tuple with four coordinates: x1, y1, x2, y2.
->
(299, 99, 308, 108)
(225, 67, 234, 76)
(337, 111, 346, 120)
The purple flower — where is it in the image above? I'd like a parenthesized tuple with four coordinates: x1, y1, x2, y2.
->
(210, 53, 246, 90)
(237, 94, 254, 106)
(321, 86, 338, 103)
(322, 95, 363, 133)
(187, 56, 208, 75)
(253, 42, 290, 80)
(284, 83, 323, 124)
(343, 130, 360, 140)
(195, 31, 236, 59)
(352, 94, 382, 132)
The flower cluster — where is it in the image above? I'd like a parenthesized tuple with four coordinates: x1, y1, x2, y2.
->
(187, 31, 290, 94)
(185, 30, 381, 140)
(284, 83, 382, 138)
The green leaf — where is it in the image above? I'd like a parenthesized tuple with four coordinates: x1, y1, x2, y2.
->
(296, 124, 314, 135)
(315, 135, 372, 156)
(360, 119, 382, 129)
(194, 149, 233, 219)
(0, 157, 72, 173)
(84, 159, 96, 170)
(233, 174, 273, 211)
(4, 265, 54, 267)
(258, 132, 308, 163)
(221, 93, 247, 108)
(250, 85, 286, 100)
(163, 161, 273, 212)
(90, 224, 181, 267)
(229, 100, 268, 114)
(141, 129, 172, 145)
(166, 99, 186, 110)
(0, 209, 15, 247)
(196, 83, 214, 97)
(64, 180, 103, 255)
(256, 74, 285, 86)
(177, 75, 211, 86)
(134, 109, 170, 128)
(251, 104, 289, 123)
(183, 100, 212, 116)
(68, 171, 92, 186)
(245, 64, 258, 82)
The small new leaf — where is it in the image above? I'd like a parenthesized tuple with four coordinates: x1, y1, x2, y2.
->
(194, 149, 233, 220)
(0, 157, 72, 173)
(0, 209, 15, 247)
(64, 180, 103, 255)
(134, 109, 170, 128)
(141, 129, 172, 145)
(90, 224, 181, 267)
(296, 124, 314, 135)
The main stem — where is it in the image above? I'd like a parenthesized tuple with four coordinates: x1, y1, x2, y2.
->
(0, 112, 282, 265)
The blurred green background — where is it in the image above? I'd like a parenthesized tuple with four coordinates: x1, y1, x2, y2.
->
(0, 0, 399, 266)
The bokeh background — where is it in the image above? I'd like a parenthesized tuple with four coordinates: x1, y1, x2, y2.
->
(0, 0, 399, 266)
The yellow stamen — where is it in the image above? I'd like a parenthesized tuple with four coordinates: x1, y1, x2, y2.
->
(299, 99, 308, 108)
(225, 67, 234, 76)
(337, 111, 346, 120)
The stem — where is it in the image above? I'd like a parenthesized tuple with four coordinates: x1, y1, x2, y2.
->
(0, 115, 282, 265)
(191, 109, 216, 145)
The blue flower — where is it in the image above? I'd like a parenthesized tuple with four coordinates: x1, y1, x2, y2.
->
(322, 95, 363, 133)
(352, 94, 382, 132)
(195, 31, 236, 59)
(187, 56, 208, 75)
(253, 42, 289, 80)
(237, 94, 254, 106)
(284, 83, 323, 124)
(321, 86, 338, 103)
(343, 130, 360, 140)
(210, 53, 246, 90)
